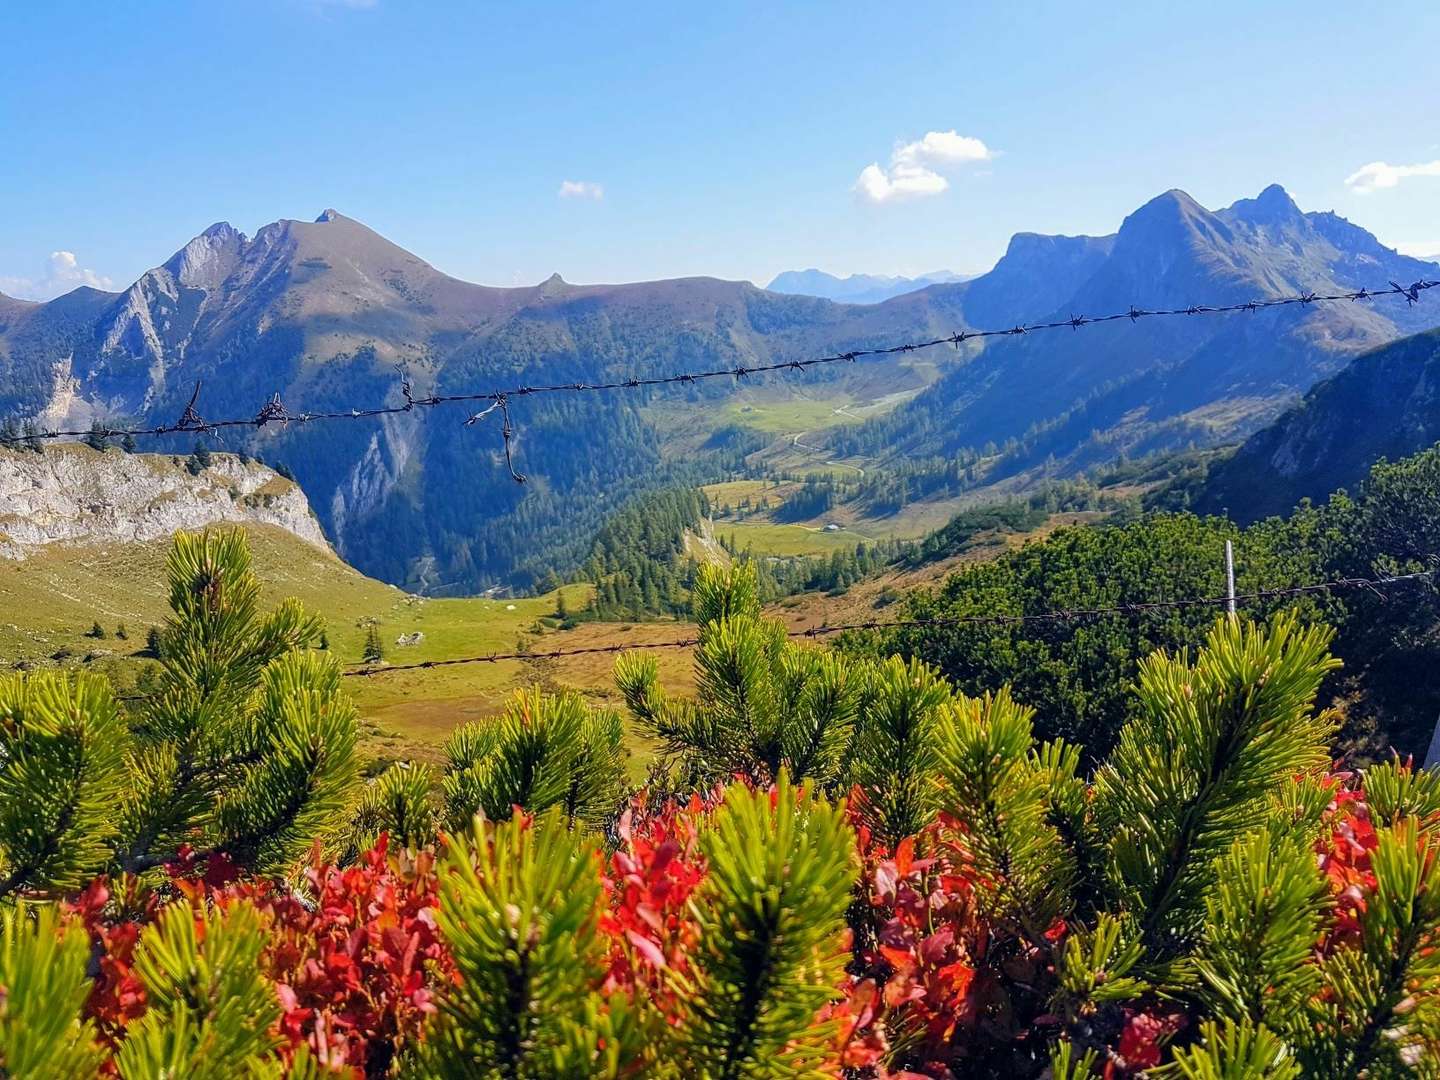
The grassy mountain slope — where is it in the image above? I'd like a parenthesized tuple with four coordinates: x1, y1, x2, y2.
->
(0, 522, 673, 761)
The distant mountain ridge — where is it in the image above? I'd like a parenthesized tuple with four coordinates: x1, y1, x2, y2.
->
(2, 187, 1435, 592)
(1192, 326, 1440, 523)
(767, 268, 973, 305)
(833, 184, 1440, 479)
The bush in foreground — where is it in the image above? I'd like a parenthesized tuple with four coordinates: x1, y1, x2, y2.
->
(3, 535, 1440, 1075)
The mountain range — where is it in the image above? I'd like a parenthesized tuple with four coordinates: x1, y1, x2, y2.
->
(1, 185, 1435, 592)
(766, 268, 973, 305)
(0, 210, 971, 590)
(832, 184, 1440, 477)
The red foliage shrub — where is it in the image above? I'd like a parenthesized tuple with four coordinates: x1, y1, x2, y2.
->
(71, 839, 451, 1079)
(1316, 776, 1379, 952)
(598, 793, 710, 1007)
(55, 768, 1440, 1078)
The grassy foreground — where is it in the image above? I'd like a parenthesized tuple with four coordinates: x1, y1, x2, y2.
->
(0, 525, 692, 769)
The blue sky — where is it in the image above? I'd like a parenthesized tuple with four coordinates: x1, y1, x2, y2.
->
(2, 0, 1437, 299)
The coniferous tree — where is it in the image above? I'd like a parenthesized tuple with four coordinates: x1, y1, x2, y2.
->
(668, 774, 858, 1076)
(343, 761, 439, 857)
(0, 906, 108, 1077)
(363, 624, 385, 664)
(119, 529, 353, 879)
(418, 807, 644, 1078)
(616, 561, 952, 822)
(85, 420, 109, 452)
(0, 672, 129, 900)
(112, 902, 284, 1079)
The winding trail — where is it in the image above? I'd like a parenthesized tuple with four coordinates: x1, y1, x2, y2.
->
(788, 431, 866, 476)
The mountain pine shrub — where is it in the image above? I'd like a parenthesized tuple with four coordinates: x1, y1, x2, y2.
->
(0, 529, 356, 898)
(3, 536, 1440, 1075)
(440, 687, 628, 833)
(616, 561, 953, 848)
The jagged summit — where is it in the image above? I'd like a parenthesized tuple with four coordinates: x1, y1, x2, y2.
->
(1222, 183, 1305, 227)
(200, 221, 243, 240)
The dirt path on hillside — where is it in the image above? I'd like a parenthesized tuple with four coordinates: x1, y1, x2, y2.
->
(788, 431, 866, 477)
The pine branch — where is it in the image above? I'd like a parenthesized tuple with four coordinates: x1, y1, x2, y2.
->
(668, 773, 857, 1077)
(1093, 616, 1337, 949)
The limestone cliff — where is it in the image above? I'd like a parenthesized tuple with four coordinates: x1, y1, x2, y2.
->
(0, 444, 330, 558)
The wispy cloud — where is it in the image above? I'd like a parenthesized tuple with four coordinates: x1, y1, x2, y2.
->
(312, 0, 379, 8)
(854, 130, 994, 204)
(558, 180, 604, 201)
(0, 251, 114, 301)
(1344, 159, 1440, 194)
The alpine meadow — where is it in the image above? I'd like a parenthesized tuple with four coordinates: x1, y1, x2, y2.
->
(3, 3, 1440, 1076)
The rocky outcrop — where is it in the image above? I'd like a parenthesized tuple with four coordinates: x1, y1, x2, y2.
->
(0, 444, 330, 559)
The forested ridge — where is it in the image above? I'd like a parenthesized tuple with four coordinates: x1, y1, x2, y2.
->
(872, 444, 1440, 762)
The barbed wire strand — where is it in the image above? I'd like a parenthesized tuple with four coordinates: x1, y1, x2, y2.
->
(4, 279, 1436, 481)
(86, 564, 1435, 703)
(338, 565, 1436, 679)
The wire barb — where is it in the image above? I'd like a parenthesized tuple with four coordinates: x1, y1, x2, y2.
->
(498, 395, 525, 484)
(254, 393, 290, 427)
(174, 381, 207, 433)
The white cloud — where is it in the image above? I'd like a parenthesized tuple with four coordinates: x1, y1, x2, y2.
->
(1344, 159, 1440, 194)
(854, 130, 994, 204)
(893, 130, 993, 169)
(558, 180, 604, 201)
(0, 250, 114, 301)
(854, 162, 950, 203)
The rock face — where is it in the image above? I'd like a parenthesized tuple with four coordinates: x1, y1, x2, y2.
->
(0, 445, 331, 559)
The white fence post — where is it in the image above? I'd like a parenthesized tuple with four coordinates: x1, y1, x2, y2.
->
(1225, 540, 1236, 618)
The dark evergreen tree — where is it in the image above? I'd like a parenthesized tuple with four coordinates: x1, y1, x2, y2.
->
(362, 624, 385, 664)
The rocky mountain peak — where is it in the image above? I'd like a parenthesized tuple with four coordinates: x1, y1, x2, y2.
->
(164, 222, 248, 292)
(1223, 183, 1305, 227)
(1117, 188, 1213, 239)
(200, 221, 242, 241)
(315, 208, 342, 223)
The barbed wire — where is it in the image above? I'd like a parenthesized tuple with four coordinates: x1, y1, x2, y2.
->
(339, 564, 1436, 679)
(4, 278, 1435, 480)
